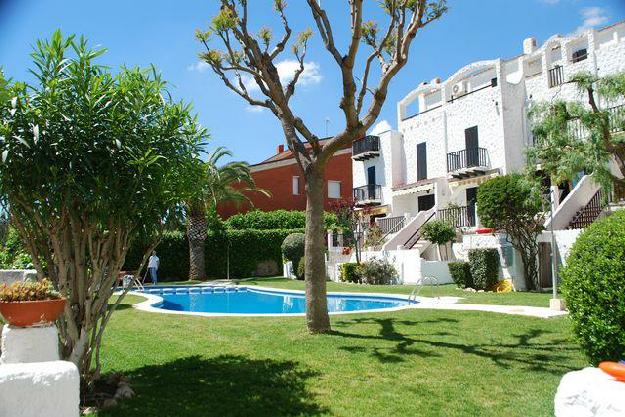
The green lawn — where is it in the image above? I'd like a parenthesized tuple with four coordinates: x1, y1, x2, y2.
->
(239, 277, 554, 307)
(94, 287, 584, 417)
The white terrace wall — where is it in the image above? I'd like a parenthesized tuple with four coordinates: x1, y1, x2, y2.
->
(359, 249, 454, 285)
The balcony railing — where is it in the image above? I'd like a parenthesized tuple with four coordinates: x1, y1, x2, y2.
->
(375, 216, 405, 235)
(352, 135, 380, 161)
(447, 147, 489, 174)
(353, 184, 382, 205)
(437, 205, 476, 228)
(548, 66, 564, 88)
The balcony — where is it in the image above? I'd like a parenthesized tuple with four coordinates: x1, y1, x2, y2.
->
(352, 135, 380, 161)
(446, 147, 490, 179)
(353, 184, 382, 206)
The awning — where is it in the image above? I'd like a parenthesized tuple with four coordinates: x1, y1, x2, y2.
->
(357, 205, 389, 216)
(449, 171, 500, 188)
(392, 181, 434, 196)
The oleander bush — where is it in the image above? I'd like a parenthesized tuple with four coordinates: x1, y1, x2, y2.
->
(468, 249, 500, 290)
(448, 261, 473, 289)
(339, 262, 361, 283)
(226, 209, 337, 230)
(561, 210, 625, 364)
(281, 233, 306, 265)
(357, 258, 398, 285)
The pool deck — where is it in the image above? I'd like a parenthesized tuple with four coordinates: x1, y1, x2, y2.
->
(122, 284, 567, 319)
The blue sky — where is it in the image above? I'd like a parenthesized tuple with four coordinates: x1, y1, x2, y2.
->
(1, 0, 624, 164)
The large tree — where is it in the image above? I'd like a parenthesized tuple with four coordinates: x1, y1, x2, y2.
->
(186, 147, 263, 280)
(529, 71, 625, 191)
(196, 0, 447, 332)
(0, 32, 203, 384)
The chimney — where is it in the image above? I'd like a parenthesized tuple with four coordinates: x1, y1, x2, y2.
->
(523, 37, 537, 54)
(277, 144, 285, 154)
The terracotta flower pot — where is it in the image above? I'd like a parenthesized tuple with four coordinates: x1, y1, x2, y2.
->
(0, 298, 66, 327)
(476, 228, 496, 234)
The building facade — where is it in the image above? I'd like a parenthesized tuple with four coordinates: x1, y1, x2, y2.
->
(217, 140, 353, 218)
(346, 21, 625, 286)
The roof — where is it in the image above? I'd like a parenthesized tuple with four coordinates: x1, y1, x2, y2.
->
(253, 137, 351, 167)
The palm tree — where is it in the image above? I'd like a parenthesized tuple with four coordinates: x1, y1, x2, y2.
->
(186, 147, 266, 280)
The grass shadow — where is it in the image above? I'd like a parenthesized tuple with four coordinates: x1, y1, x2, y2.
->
(332, 317, 577, 374)
(97, 355, 327, 417)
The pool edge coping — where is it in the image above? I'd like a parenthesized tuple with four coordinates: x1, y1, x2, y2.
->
(122, 284, 567, 319)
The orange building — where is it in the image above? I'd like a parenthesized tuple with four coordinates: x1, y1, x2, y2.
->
(217, 139, 353, 218)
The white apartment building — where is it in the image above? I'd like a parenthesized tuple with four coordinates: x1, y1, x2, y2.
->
(347, 21, 625, 286)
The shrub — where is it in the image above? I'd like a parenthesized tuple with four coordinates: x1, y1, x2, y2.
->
(226, 209, 337, 230)
(561, 210, 625, 364)
(281, 233, 306, 264)
(296, 257, 306, 280)
(339, 263, 361, 283)
(421, 220, 456, 260)
(468, 249, 500, 290)
(448, 262, 472, 289)
(0, 279, 61, 302)
(357, 258, 398, 285)
(477, 174, 543, 290)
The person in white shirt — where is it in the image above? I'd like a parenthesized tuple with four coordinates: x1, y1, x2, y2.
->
(147, 251, 160, 285)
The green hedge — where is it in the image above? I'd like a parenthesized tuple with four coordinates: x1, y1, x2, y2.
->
(226, 209, 337, 230)
(124, 228, 304, 281)
(468, 249, 500, 290)
(448, 262, 472, 289)
(561, 210, 625, 364)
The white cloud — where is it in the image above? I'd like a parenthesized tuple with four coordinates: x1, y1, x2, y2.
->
(573, 7, 610, 34)
(369, 119, 392, 135)
(244, 59, 322, 92)
(245, 105, 265, 114)
(187, 61, 211, 73)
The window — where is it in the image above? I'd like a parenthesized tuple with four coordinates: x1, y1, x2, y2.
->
(572, 48, 588, 63)
(328, 181, 341, 199)
(292, 176, 300, 195)
(548, 66, 564, 88)
(417, 142, 427, 180)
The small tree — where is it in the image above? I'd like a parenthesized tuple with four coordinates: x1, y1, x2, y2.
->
(529, 71, 625, 192)
(0, 32, 203, 384)
(476, 175, 544, 290)
(421, 219, 456, 260)
(196, 0, 447, 333)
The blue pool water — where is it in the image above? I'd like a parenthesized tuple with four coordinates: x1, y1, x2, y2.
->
(142, 286, 413, 314)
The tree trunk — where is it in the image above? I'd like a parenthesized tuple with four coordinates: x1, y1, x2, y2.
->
(187, 207, 207, 281)
(304, 167, 331, 333)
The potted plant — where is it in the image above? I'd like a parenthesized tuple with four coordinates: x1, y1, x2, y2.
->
(0, 279, 66, 327)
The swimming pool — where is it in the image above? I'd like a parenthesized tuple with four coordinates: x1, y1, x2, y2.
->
(137, 285, 415, 316)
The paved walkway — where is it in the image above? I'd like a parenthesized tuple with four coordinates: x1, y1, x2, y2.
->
(414, 296, 568, 318)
